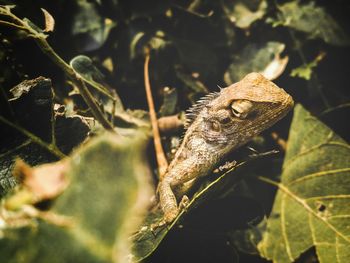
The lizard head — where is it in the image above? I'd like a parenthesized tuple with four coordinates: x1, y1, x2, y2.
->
(191, 72, 294, 155)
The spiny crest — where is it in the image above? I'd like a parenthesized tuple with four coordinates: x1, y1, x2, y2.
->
(184, 91, 220, 129)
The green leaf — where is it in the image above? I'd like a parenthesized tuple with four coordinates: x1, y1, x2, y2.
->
(129, 31, 167, 59)
(290, 64, 313, 80)
(159, 87, 178, 117)
(222, 0, 268, 29)
(290, 52, 325, 80)
(175, 66, 209, 103)
(23, 18, 45, 34)
(0, 132, 152, 263)
(224, 41, 288, 84)
(70, 55, 124, 111)
(274, 1, 350, 46)
(258, 104, 350, 263)
(72, 0, 115, 51)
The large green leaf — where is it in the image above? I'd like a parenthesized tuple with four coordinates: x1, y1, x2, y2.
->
(0, 132, 152, 263)
(258, 104, 350, 263)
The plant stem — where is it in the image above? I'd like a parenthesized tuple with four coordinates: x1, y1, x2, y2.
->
(0, 20, 25, 30)
(144, 54, 168, 179)
(0, 115, 66, 159)
(0, 140, 31, 159)
(33, 36, 114, 131)
(257, 176, 280, 187)
(0, 7, 114, 131)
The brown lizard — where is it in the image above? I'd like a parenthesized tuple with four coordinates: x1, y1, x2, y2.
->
(157, 72, 294, 224)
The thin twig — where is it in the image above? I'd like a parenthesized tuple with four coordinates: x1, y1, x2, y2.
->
(0, 115, 66, 159)
(158, 114, 184, 133)
(257, 175, 280, 187)
(0, 7, 114, 131)
(0, 20, 26, 30)
(0, 140, 31, 159)
(144, 54, 168, 179)
(33, 34, 114, 131)
(320, 102, 350, 116)
(51, 99, 56, 146)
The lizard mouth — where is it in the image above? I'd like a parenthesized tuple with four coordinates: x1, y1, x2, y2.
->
(282, 93, 294, 112)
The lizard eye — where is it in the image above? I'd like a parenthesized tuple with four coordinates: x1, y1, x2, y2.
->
(231, 100, 253, 119)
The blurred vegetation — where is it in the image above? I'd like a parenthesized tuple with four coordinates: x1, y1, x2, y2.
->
(0, 1, 349, 263)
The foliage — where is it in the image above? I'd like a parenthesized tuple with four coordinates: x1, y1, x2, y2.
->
(268, 1, 350, 46)
(258, 104, 350, 263)
(0, 1, 349, 263)
(0, 132, 152, 263)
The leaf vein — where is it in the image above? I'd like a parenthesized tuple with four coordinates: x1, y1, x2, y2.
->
(284, 141, 350, 170)
(308, 211, 317, 251)
(260, 177, 350, 244)
(287, 168, 350, 186)
(328, 215, 350, 219)
(281, 193, 294, 261)
(336, 236, 340, 263)
(306, 194, 350, 201)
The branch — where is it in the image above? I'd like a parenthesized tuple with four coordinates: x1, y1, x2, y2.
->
(144, 54, 168, 179)
(0, 115, 66, 159)
(0, 6, 114, 131)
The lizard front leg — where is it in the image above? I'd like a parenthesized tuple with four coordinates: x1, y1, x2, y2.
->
(158, 170, 197, 223)
(158, 178, 179, 223)
(158, 165, 207, 223)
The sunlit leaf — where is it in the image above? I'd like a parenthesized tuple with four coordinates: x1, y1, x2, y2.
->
(222, 0, 268, 29)
(290, 52, 326, 80)
(271, 0, 350, 46)
(224, 42, 288, 84)
(258, 104, 350, 263)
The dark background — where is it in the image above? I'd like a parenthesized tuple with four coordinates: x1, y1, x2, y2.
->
(0, 1, 349, 262)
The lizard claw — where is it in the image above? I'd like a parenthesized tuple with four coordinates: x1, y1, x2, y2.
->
(214, 160, 237, 173)
(179, 195, 190, 212)
(150, 219, 167, 236)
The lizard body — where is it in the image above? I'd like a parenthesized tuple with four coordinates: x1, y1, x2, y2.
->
(158, 72, 294, 223)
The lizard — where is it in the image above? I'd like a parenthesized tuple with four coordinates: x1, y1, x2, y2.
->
(157, 72, 294, 224)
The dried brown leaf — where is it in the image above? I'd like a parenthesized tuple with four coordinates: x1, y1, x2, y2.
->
(41, 8, 55, 32)
(13, 159, 69, 201)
